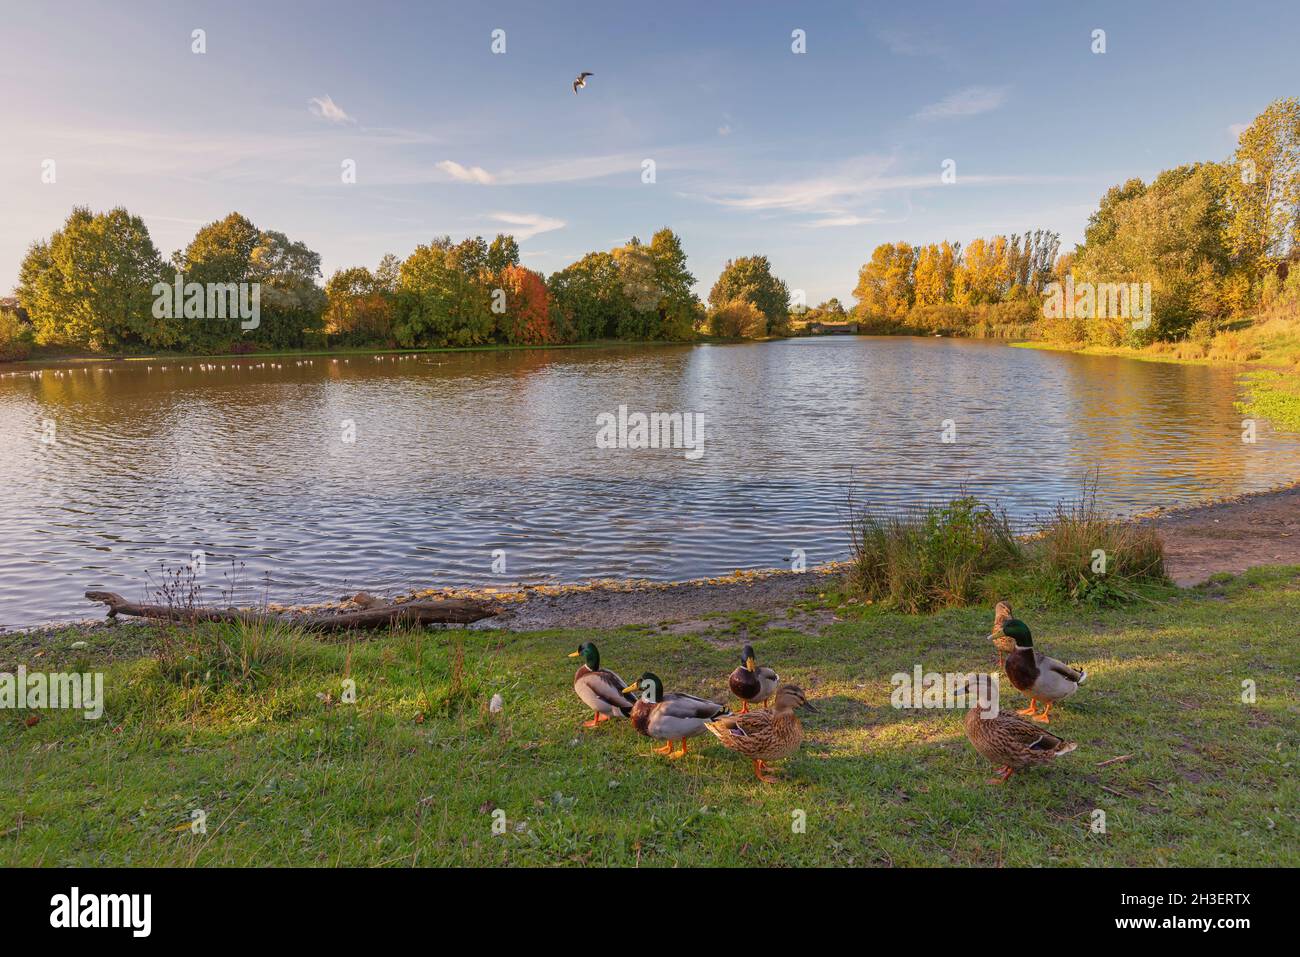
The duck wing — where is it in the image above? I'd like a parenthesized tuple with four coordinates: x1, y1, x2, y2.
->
(993, 713, 1068, 750)
(661, 692, 727, 720)
(577, 667, 635, 710)
(1040, 655, 1085, 684)
(706, 708, 772, 738)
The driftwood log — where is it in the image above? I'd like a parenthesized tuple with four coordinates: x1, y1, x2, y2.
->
(84, 590, 495, 632)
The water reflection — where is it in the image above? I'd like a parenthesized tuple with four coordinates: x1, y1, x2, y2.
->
(1, 338, 1295, 626)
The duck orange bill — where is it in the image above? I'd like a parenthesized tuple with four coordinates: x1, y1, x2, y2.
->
(567, 651, 581, 657)
(621, 683, 638, 694)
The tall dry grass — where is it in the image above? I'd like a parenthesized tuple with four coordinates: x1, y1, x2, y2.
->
(847, 481, 1167, 612)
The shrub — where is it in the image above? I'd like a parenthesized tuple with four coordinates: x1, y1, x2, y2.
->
(708, 298, 767, 338)
(1030, 481, 1166, 604)
(846, 483, 1168, 612)
(0, 309, 32, 361)
(847, 496, 1022, 613)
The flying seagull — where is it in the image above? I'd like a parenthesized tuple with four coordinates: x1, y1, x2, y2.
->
(573, 71, 593, 94)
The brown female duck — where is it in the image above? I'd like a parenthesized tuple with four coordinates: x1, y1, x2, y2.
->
(958, 673, 1077, 783)
(704, 684, 817, 782)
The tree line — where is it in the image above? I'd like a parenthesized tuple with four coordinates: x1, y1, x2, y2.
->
(849, 97, 1300, 343)
(6, 209, 796, 356)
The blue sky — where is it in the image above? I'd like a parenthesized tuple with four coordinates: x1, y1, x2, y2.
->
(2, 0, 1296, 303)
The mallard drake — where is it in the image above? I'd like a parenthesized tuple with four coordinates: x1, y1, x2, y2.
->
(621, 672, 728, 759)
(568, 642, 634, 728)
(957, 673, 1077, 783)
(991, 600, 1014, 668)
(703, 684, 816, 783)
(990, 618, 1086, 723)
(727, 643, 780, 712)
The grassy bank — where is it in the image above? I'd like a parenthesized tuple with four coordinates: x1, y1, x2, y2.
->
(1025, 300, 1300, 429)
(2, 565, 1296, 866)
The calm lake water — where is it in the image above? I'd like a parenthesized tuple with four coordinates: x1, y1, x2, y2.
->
(2, 337, 1298, 628)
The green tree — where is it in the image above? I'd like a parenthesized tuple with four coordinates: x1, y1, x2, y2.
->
(1081, 178, 1148, 254)
(17, 206, 169, 350)
(1224, 97, 1300, 279)
(648, 227, 699, 340)
(176, 212, 326, 349)
(395, 238, 494, 347)
(1075, 163, 1231, 341)
(612, 239, 662, 339)
(708, 255, 791, 335)
(547, 251, 631, 341)
(486, 234, 521, 274)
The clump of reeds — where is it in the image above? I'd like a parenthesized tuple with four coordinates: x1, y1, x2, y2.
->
(846, 477, 1167, 612)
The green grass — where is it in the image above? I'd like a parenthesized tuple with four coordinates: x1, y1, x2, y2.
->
(2, 566, 1297, 866)
(1237, 370, 1300, 432)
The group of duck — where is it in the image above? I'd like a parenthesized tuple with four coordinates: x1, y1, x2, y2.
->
(569, 641, 812, 782)
(567, 599, 1090, 785)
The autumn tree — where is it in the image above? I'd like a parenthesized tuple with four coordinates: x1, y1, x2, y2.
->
(496, 265, 555, 344)
(914, 242, 958, 307)
(709, 255, 791, 335)
(853, 242, 915, 321)
(324, 264, 397, 344)
(709, 298, 767, 338)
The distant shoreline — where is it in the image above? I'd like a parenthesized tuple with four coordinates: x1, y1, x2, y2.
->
(0, 336, 751, 369)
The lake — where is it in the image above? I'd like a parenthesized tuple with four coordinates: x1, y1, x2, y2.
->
(2, 337, 1297, 628)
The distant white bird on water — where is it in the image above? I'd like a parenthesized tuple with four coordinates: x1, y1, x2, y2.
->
(572, 71, 593, 94)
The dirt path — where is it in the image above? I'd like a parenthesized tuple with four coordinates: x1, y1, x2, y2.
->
(481, 569, 840, 633)
(1149, 483, 1300, 587)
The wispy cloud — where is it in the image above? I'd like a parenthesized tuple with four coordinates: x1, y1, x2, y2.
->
(693, 156, 900, 212)
(437, 159, 495, 184)
(914, 85, 1008, 121)
(801, 213, 889, 228)
(692, 154, 1073, 228)
(437, 153, 675, 187)
(308, 95, 353, 124)
(488, 211, 565, 240)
